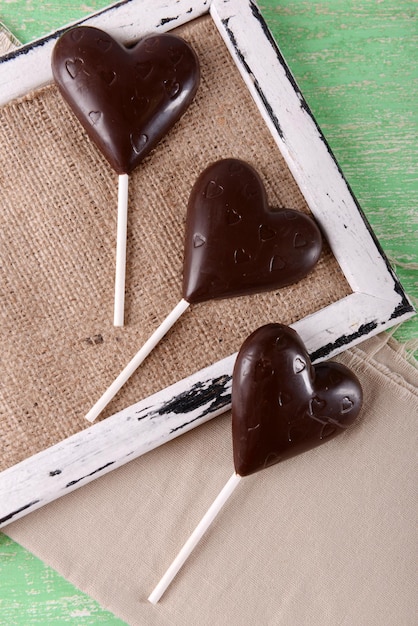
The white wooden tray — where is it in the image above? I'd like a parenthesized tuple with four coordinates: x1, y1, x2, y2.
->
(0, 0, 414, 528)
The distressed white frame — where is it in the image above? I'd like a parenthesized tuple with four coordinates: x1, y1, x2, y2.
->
(0, 0, 414, 528)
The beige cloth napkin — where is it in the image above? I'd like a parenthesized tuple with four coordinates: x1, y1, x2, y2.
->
(0, 21, 20, 54)
(5, 334, 418, 625)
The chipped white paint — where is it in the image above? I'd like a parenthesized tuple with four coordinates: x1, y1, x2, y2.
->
(0, 0, 414, 528)
(0, 0, 210, 106)
(0, 355, 234, 528)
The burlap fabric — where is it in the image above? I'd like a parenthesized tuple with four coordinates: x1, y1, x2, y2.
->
(0, 16, 350, 472)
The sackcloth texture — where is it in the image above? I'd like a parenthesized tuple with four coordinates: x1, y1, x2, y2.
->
(5, 334, 418, 625)
(0, 16, 350, 472)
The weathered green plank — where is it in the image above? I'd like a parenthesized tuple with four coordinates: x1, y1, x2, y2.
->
(0, 0, 110, 43)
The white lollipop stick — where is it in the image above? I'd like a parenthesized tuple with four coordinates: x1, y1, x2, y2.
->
(85, 298, 190, 422)
(148, 472, 242, 604)
(114, 174, 129, 327)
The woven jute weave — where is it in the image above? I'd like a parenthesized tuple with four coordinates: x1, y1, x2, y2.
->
(0, 16, 350, 471)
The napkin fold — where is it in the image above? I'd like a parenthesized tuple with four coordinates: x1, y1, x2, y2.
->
(6, 334, 418, 625)
(0, 21, 20, 54)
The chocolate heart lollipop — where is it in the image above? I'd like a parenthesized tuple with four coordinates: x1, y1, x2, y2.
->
(232, 323, 363, 476)
(52, 26, 200, 174)
(183, 158, 322, 303)
(85, 159, 322, 422)
(148, 324, 363, 603)
(52, 26, 200, 326)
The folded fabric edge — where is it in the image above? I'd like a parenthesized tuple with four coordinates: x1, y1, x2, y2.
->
(0, 22, 21, 54)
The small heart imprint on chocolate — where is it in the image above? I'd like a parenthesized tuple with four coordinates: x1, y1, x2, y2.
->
(229, 161, 244, 175)
(88, 110, 102, 125)
(269, 255, 286, 272)
(168, 47, 184, 66)
(65, 58, 84, 79)
(254, 358, 274, 381)
(97, 37, 112, 52)
(341, 396, 354, 413)
(232, 324, 363, 476)
(144, 37, 160, 53)
(183, 159, 322, 304)
(125, 95, 150, 120)
(226, 208, 242, 225)
(275, 334, 289, 350)
(204, 180, 224, 199)
(52, 27, 200, 174)
(259, 224, 276, 241)
(293, 232, 307, 248)
(130, 132, 148, 154)
(99, 69, 117, 86)
(193, 233, 206, 248)
(234, 248, 251, 264)
(309, 396, 326, 415)
(70, 29, 84, 43)
(135, 61, 153, 80)
(244, 182, 259, 198)
(278, 391, 292, 406)
(293, 356, 306, 374)
(163, 78, 181, 98)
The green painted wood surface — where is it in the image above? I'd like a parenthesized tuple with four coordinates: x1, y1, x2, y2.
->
(0, 1, 416, 624)
(0, 534, 126, 624)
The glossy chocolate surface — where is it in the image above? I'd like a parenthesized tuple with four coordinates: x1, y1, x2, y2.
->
(182, 159, 322, 304)
(232, 324, 363, 476)
(52, 26, 200, 174)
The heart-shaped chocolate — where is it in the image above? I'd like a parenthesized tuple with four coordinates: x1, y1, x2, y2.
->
(182, 159, 322, 304)
(52, 26, 200, 174)
(232, 324, 363, 476)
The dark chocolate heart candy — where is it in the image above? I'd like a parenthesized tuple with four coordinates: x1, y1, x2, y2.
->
(232, 324, 363, 476)
(182, 159, 322, 304)
(52, 26, 200, 174)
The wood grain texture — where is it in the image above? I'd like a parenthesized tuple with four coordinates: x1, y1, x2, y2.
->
(0, 0, 111, 44)
(0, 1, 416, 624)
